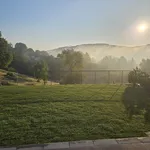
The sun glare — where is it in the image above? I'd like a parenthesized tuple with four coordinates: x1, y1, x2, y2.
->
(137, 23, 148, 33)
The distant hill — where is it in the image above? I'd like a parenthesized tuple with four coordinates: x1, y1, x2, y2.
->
(48, 43, 150, 62)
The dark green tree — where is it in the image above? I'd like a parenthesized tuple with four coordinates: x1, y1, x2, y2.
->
(58, 50, 83, 71)
(34, 61, 48, 84)
(128, 67, 142, 87)
(57, 50, 83, 84)
(0, 32, 13, 68)
(140, 59, 150, 73)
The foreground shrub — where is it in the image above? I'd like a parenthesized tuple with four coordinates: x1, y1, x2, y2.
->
(123, 68, 150, 122)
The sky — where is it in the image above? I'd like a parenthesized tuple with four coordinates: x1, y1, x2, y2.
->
(0, 0, 150, 50)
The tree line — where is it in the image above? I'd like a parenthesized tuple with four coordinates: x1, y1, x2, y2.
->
(0, 32, 150, 84)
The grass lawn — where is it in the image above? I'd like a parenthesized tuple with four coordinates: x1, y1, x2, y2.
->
(0, 84, 150, 146)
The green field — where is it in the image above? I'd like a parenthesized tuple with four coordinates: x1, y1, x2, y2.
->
(0, 84, 150, 146)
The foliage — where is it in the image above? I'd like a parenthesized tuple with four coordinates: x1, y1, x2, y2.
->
(0, 80, 11, 86)
(124, 68, 150, 122)
(60, 72, 82, 84)
(0, 33, 13, 68)
(128, 67, 142, 87)
(57, 50, 83, 71)
(122, 87, 148, 119)
(4, 72, 17, 81)
(8, 67, 16, 72)
(0, 85, 150, 146)
(34, 61, 48, 84)
(57, 50, 83, 84)
(140, 59, 150, 73)
(98, 56, 136, 70)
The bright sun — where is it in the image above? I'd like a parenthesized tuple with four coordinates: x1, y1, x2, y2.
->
(137, 23, 148, 33)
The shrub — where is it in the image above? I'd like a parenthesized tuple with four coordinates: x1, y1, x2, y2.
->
(25, 83, 35, 86)
(8, 67, 16, 72)
(5, 72, 17, 81)
(60, 72, 82, 84)
(128, 67, 142, 87)
(123, 69, 150, 122)
(1, 80, 11, 86)
(122, 87, 148, 119)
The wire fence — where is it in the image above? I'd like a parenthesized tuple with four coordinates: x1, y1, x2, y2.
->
(49, 69, 131, 84)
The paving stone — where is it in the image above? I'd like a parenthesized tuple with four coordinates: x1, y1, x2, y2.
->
(123, 143, 147, 150)
(116, 138, 140, 144)
(0, 148, 16, 150)
(17, 144, 44, 150)
(142, 143, 150, 150)
(69, 140, 93, 148)
(17, 147, 43, 150)
(44, 142, 69, 150)
(138, 137, 150, 143)
(93, 139, 117, 147)
(93, 143, 147, 150)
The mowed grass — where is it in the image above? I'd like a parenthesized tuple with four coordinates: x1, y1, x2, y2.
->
(0, 84, 150, 146)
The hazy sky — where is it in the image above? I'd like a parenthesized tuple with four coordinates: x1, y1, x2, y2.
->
(0, 0, 150, 50)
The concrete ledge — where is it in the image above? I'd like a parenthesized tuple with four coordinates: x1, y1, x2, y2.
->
(116, 137, 140, 144)
(138, 137, 150, 143)
(18, 146, 43, 150)
(93, 139, 117, 146)
(17, 144, 44, 150)
(1, 137, 150, 150)
(44, 142, 69, 150)
(69, 140, 93, 148)
(0, 148, 16, 150)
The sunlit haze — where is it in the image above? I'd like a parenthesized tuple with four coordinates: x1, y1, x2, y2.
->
(137, 23, 149, 33)
(0, 0, 150, 50)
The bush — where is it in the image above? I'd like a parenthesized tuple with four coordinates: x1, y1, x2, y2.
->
(60, 73, 82, 84)
(25, 83, 35, 86)
(123, 69, 150, 122)
(4, 72, 17, 81)
(1, 80, 11, 86)
(128, 68, 142, 87)
(8, 67, 16, 72)
(122, 87, 148, 119)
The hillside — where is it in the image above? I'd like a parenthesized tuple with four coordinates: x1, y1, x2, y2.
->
(48, 43, 150, 62)
(0, 69, 57, 86)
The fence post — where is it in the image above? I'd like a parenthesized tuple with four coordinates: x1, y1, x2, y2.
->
(81, 71, 83, 84)
(94, 71, 97, 84)
(121, 70, 124, 84)
(108, 71, 110, 84)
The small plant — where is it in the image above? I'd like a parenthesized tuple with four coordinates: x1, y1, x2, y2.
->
(4, 72, 17, 81)
(1, 80, 11, 86)
(8, 67, 16, 72)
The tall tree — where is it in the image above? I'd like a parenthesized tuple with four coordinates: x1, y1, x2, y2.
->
(0, 32, 13, 68)
(140, 59, 150, 73)
(34, 61, 48, 84)
(57, 50, 83, 71)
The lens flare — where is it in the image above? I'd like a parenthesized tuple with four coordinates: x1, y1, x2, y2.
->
(137, 23, 148, 33)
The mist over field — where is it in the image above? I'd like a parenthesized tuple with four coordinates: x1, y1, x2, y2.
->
(48, 43, 150, 63)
